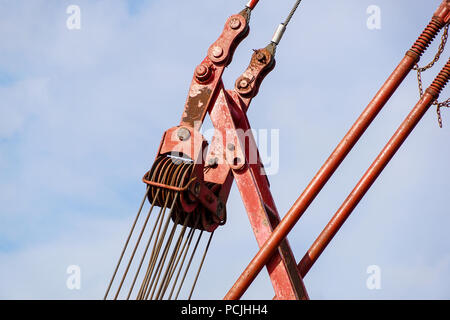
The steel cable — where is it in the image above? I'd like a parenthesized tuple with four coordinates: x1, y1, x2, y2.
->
(113, 188, 161, 300)
(174, 230, 204, 300)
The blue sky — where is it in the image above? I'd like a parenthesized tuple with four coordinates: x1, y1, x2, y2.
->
(0, 0, 449, 299)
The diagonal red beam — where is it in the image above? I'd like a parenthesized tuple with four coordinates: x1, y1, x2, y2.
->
(224, 1, 450, 300)
(298, 57, 450, 277)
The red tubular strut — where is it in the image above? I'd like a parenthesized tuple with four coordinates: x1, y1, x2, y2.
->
(224, 0, 450, 300)
(299, 57, 450, 277)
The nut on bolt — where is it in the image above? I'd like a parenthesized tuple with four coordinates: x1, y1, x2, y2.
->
(195, 64, 211, 82)
(235, 76, 253, 95)
(205, 194, 215, 204)
(177, 127, 191, 141)
(256, 51, 266, 63)
(238, 79, 249, 89)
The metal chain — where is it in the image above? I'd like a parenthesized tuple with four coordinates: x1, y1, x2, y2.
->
(413, 23, 449, 128)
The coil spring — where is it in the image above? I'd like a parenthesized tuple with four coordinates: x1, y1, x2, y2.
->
(410, 17, 445, 57)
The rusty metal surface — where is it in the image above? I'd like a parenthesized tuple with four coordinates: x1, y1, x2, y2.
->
(234, 45, 275, 104)
(180, 14, 249, 128)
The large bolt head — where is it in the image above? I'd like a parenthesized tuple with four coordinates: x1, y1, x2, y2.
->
(235, 76, 253, 95)
(196, 65, 207, 76)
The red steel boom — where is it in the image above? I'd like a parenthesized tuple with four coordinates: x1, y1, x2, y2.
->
(106, 0, 450, 300)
